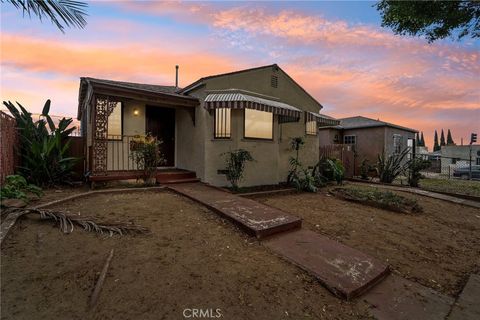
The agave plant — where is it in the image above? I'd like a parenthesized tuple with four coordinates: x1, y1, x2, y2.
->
(375, 148, 410, 183)
(3, 100, 79, 186)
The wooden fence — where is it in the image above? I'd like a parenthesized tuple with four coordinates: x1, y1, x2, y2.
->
(0, 111, 19, 184)
(319, 144, 355, 178)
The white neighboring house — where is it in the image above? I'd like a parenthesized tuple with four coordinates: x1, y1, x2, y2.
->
(440, 145, 480, 175)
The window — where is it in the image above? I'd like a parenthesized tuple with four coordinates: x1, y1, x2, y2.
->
(214, 108, 231, 139)
(344, 135, 356, 145)
(107, 102, 122, 140)
(476, 157, 480, 165)
(393, 134, 403, 154)
(306, 119, 317, 135)
(244, 108, 273, 140)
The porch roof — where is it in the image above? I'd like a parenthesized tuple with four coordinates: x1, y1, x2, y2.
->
(77, 77, 199, 119)
(204, 90, 302, 118)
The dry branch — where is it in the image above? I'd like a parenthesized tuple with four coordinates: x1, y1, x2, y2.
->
(89, 249, 115, 311)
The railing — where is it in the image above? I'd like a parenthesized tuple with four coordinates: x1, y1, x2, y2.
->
(104, 135, 142, 172)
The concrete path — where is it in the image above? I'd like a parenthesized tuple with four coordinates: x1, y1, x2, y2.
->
(351, 182, 480, 209)
(264, 229, 389, 300)
(448, 274, 480, 320)
(169, 182, 390, 300)
(364, 274, 454, 320)
(168, 183, 302, 239)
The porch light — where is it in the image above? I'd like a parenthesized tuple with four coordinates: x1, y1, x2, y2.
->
(133, 108, 139, 116)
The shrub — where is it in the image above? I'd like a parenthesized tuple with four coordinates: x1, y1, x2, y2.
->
(407, 157, 431, 187)
(130, 134, 165, 185)
(375, 148, 410, 183)
(223, 149, 254, 190)
(359, 159, 372, 180)
(0, 175, 42, 202)
(287, 137, 305, 184)
(3, 100, 79, 186)
(313, 157, 345, 185)
(291, 168, 318, 192)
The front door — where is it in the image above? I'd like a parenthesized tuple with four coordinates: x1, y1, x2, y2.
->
(146, 106, 175, 167)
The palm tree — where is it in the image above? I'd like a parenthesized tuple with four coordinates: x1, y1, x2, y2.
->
(3, 0, 88, 32)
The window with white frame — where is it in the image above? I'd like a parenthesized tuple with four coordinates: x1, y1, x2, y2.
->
(107, 102, 122, 140)
(343, 135, 356, 145)
(306, 119, 317, 135)
(393, 134, 403, 154)
(244, 109, 273, 140)
(214, 108, 231, 139)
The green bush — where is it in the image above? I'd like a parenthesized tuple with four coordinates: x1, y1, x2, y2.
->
(287, 137, 305, 184)
(0, 175, 42, 202)
(407, 157, 431, 187)
(3, 100, 78, 186)
(291, 168, 318, 192)
(130, 134, 165, 185)
(223, 149, 254, 190)
(359, 159, 372, 180)
(313, 157, 345, 185)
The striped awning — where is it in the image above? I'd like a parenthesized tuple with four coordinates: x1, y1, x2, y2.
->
(306, 111, 340, 126)
(204, 92, 302, 119)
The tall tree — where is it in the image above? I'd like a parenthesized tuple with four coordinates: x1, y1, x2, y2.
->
(447, 129, 456, 145)
(433, 130, 440, 151)
(420, 132, 426, 147)
(375, 1, 480, 43)
(440, 129, 446, 146)
(3, 0, 88, 32)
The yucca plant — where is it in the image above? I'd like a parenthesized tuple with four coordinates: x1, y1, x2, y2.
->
(376, 148, 410, 183)
(3, 100, 79, 186)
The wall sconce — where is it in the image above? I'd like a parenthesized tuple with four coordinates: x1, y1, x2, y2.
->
(133, 108, 139, 116)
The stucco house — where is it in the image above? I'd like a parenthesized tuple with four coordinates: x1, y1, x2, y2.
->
(318, 116, 417, 173)
(78, 64, 338, 187)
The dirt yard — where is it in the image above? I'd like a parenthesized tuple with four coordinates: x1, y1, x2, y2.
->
(253, 184, 480, 297)
(1, 190, 372, 320)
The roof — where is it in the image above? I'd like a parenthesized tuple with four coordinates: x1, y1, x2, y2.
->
(307, 111, 340, 126)
(318, 116, 417, 133)
(179, 64, 324, 110)
(77, 77, 196, 119)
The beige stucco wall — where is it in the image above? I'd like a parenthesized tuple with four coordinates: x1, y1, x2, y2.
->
(185, 65, 322, 187)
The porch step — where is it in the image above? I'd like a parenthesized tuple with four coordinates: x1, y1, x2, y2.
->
(156, 170, 197, 184)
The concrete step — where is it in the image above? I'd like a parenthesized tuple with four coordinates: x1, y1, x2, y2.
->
(264, 229, 390, 300)
(156, 170, 197, 184)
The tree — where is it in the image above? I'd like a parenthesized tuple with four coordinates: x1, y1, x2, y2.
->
(433, 130, 440, 151)
(447, 129, 456, 145)
(440, 129, 446, 146)
(375, 1, 480, 42)
(3, 0, 88, 32)
(420, 132, 426, 147)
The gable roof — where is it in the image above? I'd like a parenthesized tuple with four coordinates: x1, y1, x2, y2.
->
(319, 116, 417, 132)
(179, 64, 324, 110)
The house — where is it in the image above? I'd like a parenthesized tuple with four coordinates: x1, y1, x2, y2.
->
(318, 116, 417, 172)
(77, 64, 339, 187)
(438, 145, 480, 176)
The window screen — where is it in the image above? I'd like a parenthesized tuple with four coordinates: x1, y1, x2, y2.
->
(244, 109, 273, 140)
(214, 108, 231, 139)
(306, 120, 317, 135)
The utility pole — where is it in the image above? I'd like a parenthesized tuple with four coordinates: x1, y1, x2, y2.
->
(470, 133, 477, 180)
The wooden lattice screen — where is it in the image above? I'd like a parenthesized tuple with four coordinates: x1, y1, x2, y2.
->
(92, 96, 119, 174)
(0, 111, 19, 184)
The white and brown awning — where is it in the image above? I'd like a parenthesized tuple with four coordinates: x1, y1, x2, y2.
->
(204, 92, 302, 120)
(306, 111, 340, 126)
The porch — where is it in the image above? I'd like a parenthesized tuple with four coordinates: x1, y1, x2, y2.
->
(78, 77, 199, 183)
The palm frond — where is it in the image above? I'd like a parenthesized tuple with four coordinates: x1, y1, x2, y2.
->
(5, 0, 88, 32)
(21, 208, 150, 236)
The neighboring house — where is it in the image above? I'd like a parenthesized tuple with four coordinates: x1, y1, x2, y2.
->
(439, 145, 480, 176)
(318, 116, 417, 172)
(77, 64, 338, 187)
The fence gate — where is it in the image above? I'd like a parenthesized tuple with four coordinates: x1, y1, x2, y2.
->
(0, 111, 19, 184)
(319, 144, 355, 178)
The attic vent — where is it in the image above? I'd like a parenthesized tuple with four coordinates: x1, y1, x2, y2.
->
(271, 75, 278, 88)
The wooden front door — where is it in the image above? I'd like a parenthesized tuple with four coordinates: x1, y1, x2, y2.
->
(146, 106, 175, 167)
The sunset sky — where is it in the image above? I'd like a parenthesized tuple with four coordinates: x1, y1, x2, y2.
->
(1, 1, 478, 148)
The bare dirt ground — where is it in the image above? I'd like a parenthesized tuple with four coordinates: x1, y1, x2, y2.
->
(1, 190, 372, 320)
(253, 184, 480, 297)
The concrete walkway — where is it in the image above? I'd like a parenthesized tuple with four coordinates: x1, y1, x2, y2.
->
(168, 183, 302, 238)
(448, 274, 480, 320)
(169, 182, 389, 300)
(351, 182, 480, 209)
